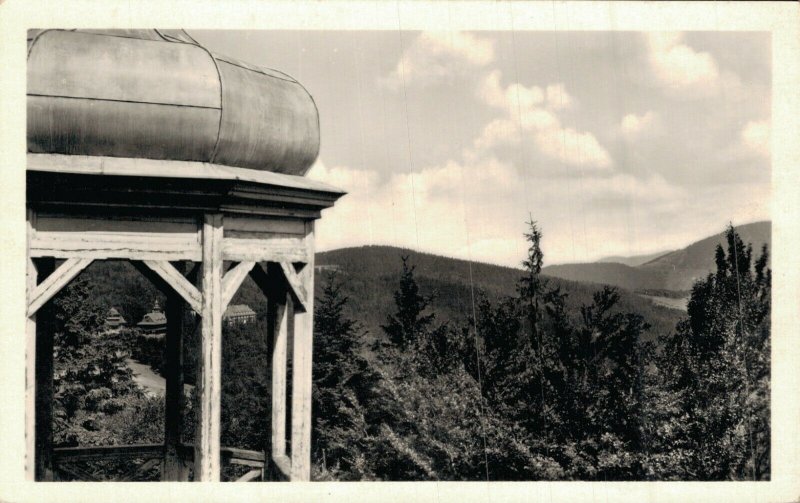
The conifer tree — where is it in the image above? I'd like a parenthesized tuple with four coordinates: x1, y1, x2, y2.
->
(656, 225, 771, 480)
(313, 272, 378, 479)
(380, 256, 449, 374)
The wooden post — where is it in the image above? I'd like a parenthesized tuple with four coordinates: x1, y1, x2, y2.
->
(33, 256, 56, 481)
(27, 208, 57, 481)
(268, 276, 291, 474)
(34, 256, 56, 482)
(195, 214, 223, 481)
(163, 262, 188, 481)
(26, 211, 37, 481)
(290, 221, 315, 481)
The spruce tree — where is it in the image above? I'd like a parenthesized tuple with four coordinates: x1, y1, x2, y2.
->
(380, 256, 449, 374)
(656, 225, 771, 480)
(313, 272, 378, 479)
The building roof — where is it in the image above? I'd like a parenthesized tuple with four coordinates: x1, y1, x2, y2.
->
(224, 304, 256, 318)
(27, 29, 320, 175)
(106, 307, 127, 324)
(138, 311, 167, 326)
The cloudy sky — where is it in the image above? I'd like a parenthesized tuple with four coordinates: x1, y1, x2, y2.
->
(193, 30, 770, 267)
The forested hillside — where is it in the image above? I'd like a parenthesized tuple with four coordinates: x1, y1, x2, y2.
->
(316, 246, 682, 344)
(50, 222, 770, 481)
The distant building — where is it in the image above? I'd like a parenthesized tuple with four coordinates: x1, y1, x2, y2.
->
(105, 307, 127, 328)
(223, 304, 256, 325)
(314, 264, 341, 273)
(137, 301, 167, 336)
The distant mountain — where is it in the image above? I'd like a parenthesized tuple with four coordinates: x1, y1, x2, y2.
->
(315, 245, 683, 343)
(541, 262, 660, 292)
(597, 251, 670, 267)
(542, 221, 771, 293)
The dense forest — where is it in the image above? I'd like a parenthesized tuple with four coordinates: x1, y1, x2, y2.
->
(47, 221, 770, 481)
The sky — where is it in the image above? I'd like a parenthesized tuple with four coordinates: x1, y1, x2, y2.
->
(193, 30, 771, 267)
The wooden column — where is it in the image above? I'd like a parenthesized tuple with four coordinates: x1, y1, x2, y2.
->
(267, 267, 291, 477)
(26, 209, 58, 481)
(290, 221, 315, 481)
(195, 214, 223, 481)
(26, 250, 57, 481)
(34, 257, 56, 482)
(163, 262, 188, 481)
(25, 211, 38, 481)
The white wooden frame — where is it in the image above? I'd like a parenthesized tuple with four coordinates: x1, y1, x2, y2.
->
(26, 209, 317, 482)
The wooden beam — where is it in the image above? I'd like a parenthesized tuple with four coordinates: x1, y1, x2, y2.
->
(26, 210, 57, 482)
(269, 288, 290, 464)
(29, 236, 202, 261)
(163, 264, 189, 481)
(25, 209, 38, 480)
(27, 257, 93, 317)
(279, 261, 308, 312)
(34, 258, 55, 481)
(235, 469, 263, 482)
(120, 458, 161, 482)
(195, 213, 224, 482)
(56, 463, 100, 482)
(222, 237, 307, 263)
(272, 454, 292, 480)
(290, 221, 315, 481)
(221, 261, 256, 310)
(53, 444, 164, 462)
(141, 260, 202, 314)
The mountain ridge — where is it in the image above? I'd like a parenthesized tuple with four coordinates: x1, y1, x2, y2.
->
(314, 244, 684, 343)
(542, 221, 771, 292)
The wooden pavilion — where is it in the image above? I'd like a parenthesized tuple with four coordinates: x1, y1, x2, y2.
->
(25, 29, 344, 482)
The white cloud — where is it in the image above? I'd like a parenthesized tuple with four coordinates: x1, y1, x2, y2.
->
(620, 111, 656, 136)
(310, 151, 687, 267)
(647, 32, 720, 92)
(383, 31, 495, 89)
(545, 84, 574, 111)
(475, 71, 611, 170)
(307, 158, 380, 190)
(534, 127, 613, 169)
(741, 119, 770, 157)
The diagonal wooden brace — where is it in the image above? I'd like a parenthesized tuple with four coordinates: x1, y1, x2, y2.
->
(221, 261, 256, 310)
(141, 260, 203, 314)
(27, 257, 93, 317)
(279, 261, 308, 312)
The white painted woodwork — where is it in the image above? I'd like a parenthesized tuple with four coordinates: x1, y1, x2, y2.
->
(25, 209, 37, 480)
(290, 221, 315, 481)
(279, 261, 309, 312)
(195, 213, 224, 482)
(162, 274, 188, 482)
(271, 292, 290, 463)
(35, 214, 199, 234)
(221, 261, 256, 310)
(27, 257, 93, 317)
(222, 237, 307, 263)
(28, 153, 346, 195)
(235, 468, 263, 482)
(30, 213, 202, 261)
(26, 148, 343, 482)
(141, 260, 203, 314)
(224, 215, 305, 236)
(28, 238, 202, 261)
(272, 454, 292, 479)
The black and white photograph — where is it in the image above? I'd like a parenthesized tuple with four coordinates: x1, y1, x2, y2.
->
(1, 1, 799, 502)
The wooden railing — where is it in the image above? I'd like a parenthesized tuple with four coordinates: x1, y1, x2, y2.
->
(53, 444, 278, 482)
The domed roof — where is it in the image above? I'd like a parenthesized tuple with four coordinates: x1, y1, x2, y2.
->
(27, 29, 320, 176)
